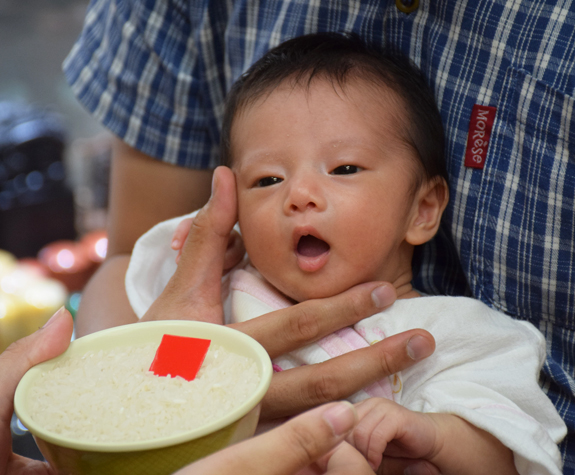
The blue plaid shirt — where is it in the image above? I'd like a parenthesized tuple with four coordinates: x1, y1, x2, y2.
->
(64, 0, 575, 469)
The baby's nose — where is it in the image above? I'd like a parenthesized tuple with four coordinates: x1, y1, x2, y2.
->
(284, 177, 326, 214)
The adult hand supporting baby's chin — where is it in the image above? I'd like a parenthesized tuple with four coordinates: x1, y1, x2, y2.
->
(141, 166, 436, 420)
(240, 286, 436, 420)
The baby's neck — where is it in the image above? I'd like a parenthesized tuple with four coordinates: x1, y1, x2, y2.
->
(391, 269, 421, 300)
(396, 285, 421, 299)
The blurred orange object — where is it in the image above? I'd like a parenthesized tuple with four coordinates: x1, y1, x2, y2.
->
(79, 230, 108, 266)
(38, 240, 94, 292)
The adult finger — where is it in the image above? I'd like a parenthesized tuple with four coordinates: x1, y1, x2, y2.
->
(176, 402, 358, 475)
(172, 217, 193, 265)
(0, 307, 73, 418)
(172, 166, 238, 289)
(314, 441, 375, 475)
(380, 458, 441, 475)
(0, 308, 73, 468)
(231, 281, 398, 358)
(174, 223, 244, 271)
(259, 328, 434, 419)
(143, 166, 237, 323)
(171, 217, 194, 251)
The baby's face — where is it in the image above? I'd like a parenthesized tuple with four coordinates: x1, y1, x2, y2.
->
(231, 79, 421, 302)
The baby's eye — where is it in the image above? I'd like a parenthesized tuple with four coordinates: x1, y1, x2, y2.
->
(256, 176, 283, 187)
(331, 165, 361, 175)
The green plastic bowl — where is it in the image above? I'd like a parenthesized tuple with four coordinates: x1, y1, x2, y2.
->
(14, 321, 273, 475)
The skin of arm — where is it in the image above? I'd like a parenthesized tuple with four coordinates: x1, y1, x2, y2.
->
(74, 138, 213, 337)
(350, 398, 518, 475)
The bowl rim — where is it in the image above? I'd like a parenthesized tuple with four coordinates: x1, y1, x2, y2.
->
(14, 320, 272, 452)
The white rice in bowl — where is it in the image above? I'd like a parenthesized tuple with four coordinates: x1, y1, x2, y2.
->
(28, 342, 260, 442)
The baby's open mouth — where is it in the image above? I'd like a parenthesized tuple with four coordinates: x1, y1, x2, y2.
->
(297, 235, 330, 257)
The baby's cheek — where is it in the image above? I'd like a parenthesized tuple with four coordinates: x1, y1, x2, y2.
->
(238, 213, 264, 250)
(242, 225, 287, 281)
(336, 233, 397, 283)
(338, 223, 389, 259)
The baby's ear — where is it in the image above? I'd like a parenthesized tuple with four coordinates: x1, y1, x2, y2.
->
(405, 177, 449, 246)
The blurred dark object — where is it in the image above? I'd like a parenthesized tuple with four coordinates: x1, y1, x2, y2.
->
(11, 413, 44, 462)
(0, 101, 76, 258)
(72, 134, 111, 235)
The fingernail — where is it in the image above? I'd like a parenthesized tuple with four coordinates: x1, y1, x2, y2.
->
(371, 284, 396, 308)
(210, 169, 219, 200)
(407, 334, 433, 361)
(42, 306, 66, 329)
(323, 401, 357, 437)
(171, 238, 180, 249)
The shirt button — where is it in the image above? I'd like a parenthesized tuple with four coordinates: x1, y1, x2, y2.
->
(396, 0, 419, 14)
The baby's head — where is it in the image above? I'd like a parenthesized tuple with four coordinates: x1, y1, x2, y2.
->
(222, 32, 449, 302)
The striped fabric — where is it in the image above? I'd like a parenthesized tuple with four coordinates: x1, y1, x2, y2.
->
(64, 0, 575, 469)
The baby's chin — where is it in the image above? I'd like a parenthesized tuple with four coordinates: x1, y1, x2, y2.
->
(275, 281, 353, 304)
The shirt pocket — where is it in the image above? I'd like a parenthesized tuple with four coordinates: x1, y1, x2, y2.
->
(470, 67, 575, 329)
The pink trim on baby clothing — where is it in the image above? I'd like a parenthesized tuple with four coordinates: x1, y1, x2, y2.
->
(231, 268, 293, 309)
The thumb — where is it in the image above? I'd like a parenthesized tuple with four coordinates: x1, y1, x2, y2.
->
(178, 402, 358, 475)
(0, 307, 73, 429)
(173, 166, 238, 288)
(316, 441, 375, 474)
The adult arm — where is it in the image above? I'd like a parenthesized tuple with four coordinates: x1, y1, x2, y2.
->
(74, 138, 213, 336)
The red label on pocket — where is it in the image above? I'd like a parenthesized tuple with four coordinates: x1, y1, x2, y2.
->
(464, 105, 497, 169)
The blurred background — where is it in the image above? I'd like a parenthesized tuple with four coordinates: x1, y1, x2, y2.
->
(1, 0, 113, 457)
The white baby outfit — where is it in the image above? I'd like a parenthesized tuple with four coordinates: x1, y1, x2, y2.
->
(126, 212, 567, 474)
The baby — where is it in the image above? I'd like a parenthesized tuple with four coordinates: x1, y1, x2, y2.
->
(126, 33, 566, 473)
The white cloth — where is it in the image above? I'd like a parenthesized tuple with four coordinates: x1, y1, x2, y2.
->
(126, 212, 567, 474)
